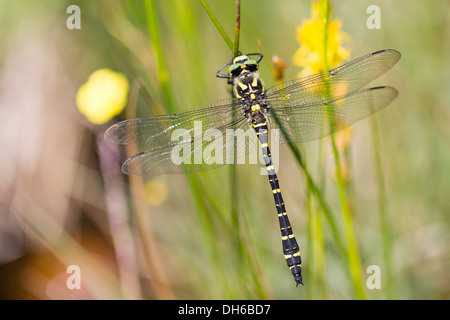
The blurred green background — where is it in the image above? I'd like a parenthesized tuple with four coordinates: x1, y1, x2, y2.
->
(0, 0, 448, 299)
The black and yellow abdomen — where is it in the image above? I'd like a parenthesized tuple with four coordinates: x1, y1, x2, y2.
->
(231, 57, 303, 285)
(253, 120, 303, 286)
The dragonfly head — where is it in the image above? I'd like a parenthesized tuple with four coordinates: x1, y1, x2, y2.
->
(228, 55, 259, 79)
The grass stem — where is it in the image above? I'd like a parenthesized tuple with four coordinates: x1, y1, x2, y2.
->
(232, 0, 241, 58)
(200, 0, 234, 51)
(370, 114, 396, 298)
(143, 0, 175, 113)
(320, 0, 366, 299)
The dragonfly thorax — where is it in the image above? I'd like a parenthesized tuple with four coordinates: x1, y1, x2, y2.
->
(233, 72, 264, 96)
(233, 72, 269, 124)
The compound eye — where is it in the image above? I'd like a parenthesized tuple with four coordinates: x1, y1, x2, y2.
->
(228, 63, 242, 76)
(244, 59, 258, 72)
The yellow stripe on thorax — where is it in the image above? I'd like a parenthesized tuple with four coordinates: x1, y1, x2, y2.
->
(251, 104, 261, 111)
(237, 82, 248, 90)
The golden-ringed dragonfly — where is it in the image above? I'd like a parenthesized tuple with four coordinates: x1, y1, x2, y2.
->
(105, 49, 401, 286)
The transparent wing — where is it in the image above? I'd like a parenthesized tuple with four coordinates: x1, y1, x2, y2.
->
(120, 119, 260, 175)
(267, 86, 398, 143)
(265, 49, 401, 106)
(105, 98, 241, 146)
(104, 98, 260, 175)
(105, 49, 400, 175)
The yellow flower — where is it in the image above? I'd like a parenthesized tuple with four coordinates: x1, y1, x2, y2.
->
(295, 1, 354, 154)
(76, 69, 129, 125)
(293, 0, 351, 77)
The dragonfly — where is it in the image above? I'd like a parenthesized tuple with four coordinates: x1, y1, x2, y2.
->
(105, 49, 401, 286)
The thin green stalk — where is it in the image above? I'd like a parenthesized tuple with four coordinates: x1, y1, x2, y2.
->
(320, 0, 366, 299)
(305, 162, 328, 299)
(229, 0, 242, 268)
(144, 0, 175, 113)
(200, 0, 234, 51)
(228, 150, 268, 298)
(370, 114, 396, 299)
(331, 136, 366, 299)
(186, 175, 228, 297)
(232, 0, 241, 58)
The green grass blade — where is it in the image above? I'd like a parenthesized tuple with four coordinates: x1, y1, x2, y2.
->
(370, 114, 397, 299)
(232, 0, 241, 58)
(200, 0, 234, 51)
(320, 0, 366, 299)
(143, 0, 175, 113)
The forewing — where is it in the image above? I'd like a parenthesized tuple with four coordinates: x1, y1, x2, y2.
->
(120, 118, 261, 175)
(265, 49, 401, 106)
(105, 98, 241, 146)
(104, 99, 260, 175)
(267, 86, 398, 143)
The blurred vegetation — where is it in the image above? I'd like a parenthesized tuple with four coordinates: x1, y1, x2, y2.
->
(0, 0, 449, 300)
